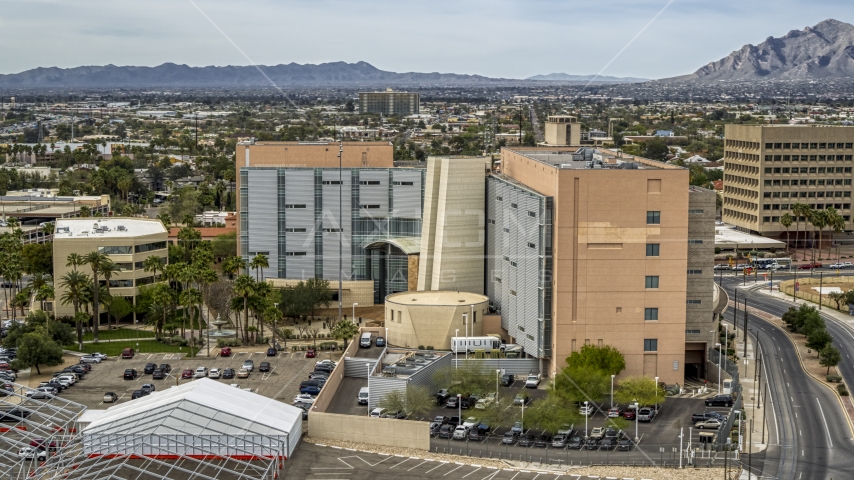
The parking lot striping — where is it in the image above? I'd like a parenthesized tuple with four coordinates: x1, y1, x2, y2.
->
(424, 462, 446, 473)
(388, 458, 410, 469)
(461, 467, 481, 478)
(407, 460, 427, 471)
(443, 464, 465, 476)
(508, 471, 521, 480)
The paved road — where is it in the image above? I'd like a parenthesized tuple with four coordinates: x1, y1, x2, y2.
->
(720, 277, 854, 479)
(528, 105, 543, 143)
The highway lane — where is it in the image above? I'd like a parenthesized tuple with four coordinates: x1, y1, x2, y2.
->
(721, 278, 854, 479)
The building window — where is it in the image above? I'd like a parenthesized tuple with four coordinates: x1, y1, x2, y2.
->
(527, 242, 536, 249)
(323, 228, 342, 233)
(360, 204, 380, 209)
(644, 308, 659, 321)
(393, 181, 414, 186)
(645, 276, 659, 289)
(646, 243, 660, 256)
(511, 203, 518, 208)
(99, 246, 133, 255)
(360, 180, 380, 185)
(134, 241, 167, 254)
(686, 329, 701, 334)
(688, 209, 704, 214)
(510, 261, 518, 267)
(503, 228, 510, 233)
(688, 239, 703, 244)
(644, 339, 659, 352)
(285, 204, 306, 209)
(494, 277, 501, 283)
(687, 269, 703, 275)
(528, 211, 536, 217)
(686, 299, 702, 305)
(322, 180, 342, 185)
(496, 195, 503, 201)
(285, 252, 307, 256)
(647, 211, 661, 224)
(510, 290, 517, 296)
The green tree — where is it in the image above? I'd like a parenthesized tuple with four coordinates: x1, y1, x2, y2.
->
(554, 365, 610, 404)
(305, 277, 332, 325)
(405, 385, 436, 420)
(806, 328, 832, 352)
(11, 330, 64, 374)
(143, 255, 164, 282)
(222, 255, 246, 280)
(780, 213, 793, 253)
(614, 376, 665, 408)
(211, 232, 237, 259)
(819, 345, 842, 375)
(378, 390, 407, 414)
(810, 210, 827, 261)
(83, 251, 109, 341)
(331, 319, 359, 349)
(250, 253, 270, 282)
(565, 344, 626, 376)
(641, 137, 669, 161)
(59, 270, 90, 348)
(22, 243, 53, 275)
(525, 391, 579, 433)
(233, 274, 255, 343)
(66, 252, 85, 273)
(828, 291, 847, 310)
(792, 203, 812, 261)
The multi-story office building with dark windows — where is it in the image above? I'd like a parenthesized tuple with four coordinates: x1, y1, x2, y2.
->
(722, 124, 854, 243)
(358, 89, 420, 116)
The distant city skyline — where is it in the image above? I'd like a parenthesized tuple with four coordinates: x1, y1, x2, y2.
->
(0, 0, 848, 80)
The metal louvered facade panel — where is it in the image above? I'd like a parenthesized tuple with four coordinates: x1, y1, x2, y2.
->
(344, 356, 380, 378)
(485, 176, 552, 359)
(367, 376, 407, 410)
(392, 170, 423, 218)
(321, 170, 352, 279)
(284, 170, 316, 279)
(458, 358, 540, 376)
(246, 169, 279, 280)
(358, 170, 389, 218)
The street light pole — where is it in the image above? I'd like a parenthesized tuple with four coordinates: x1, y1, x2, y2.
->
(634, 401, 639, 442)
(457, 394, 461, 425)
(584, 401, 588, 437)
(455, 329, 459, 372)
(611, 374, 615, 408)
(273, 304, 278, 349)
(715, 343, 722, 394)
(496, 369, 500, 400)
(366, 362, 371, 416)
(463, 313, 468, 361)
(654, 376, 659, 411)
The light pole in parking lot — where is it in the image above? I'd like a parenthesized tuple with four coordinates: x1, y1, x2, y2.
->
(454, 329, 459, 372)
(584, 401, 588, 437)
(273, 304, 278, 349)
(654, 376, 659, 411)
(495, 370, 500, 399)
(462, 313, 468, 360)
(457, 394, 461, 424)
(610, 374, 615, 408)
(366, 362, 371, 416)
(633, 401, 639, 442)
(715, 343, 722, 394)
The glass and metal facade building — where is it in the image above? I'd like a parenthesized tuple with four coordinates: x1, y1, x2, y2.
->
(358, 91, 420, 116)
(485, 175, 553, 358)
(239, 167, 425, 297)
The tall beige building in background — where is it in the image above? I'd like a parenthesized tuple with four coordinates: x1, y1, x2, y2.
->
(722, 124, 854, 243)
(52, 218, 168, 318)
(544, 115, 582, 146)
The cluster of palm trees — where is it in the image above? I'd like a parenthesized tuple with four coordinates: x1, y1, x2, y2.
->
(59, 251, 126, 349)
(0, 221, 54, 322)
(779, 204, 847, 261)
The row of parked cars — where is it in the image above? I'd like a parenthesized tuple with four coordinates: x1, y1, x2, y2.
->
(27, 353, 107, 399)
(299, 359, 337, 396)
(433, 419, 636, 451)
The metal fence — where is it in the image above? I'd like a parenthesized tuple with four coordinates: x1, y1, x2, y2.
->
(456, 357, 540, 376)
(708, 347, 743, 446)
(430, 437, 739, 469)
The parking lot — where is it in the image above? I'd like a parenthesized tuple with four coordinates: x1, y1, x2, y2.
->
(34, 348, 337, 410)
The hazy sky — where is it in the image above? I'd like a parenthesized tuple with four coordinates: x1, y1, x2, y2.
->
(0, 0, 850, 79)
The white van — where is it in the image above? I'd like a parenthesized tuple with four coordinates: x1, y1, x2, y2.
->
(370, 407, 386, 418)
(360, 332, 373, 348)
(358, 387, 369, 405)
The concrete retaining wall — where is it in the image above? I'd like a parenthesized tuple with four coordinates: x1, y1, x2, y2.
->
(308, 412, 429, 450)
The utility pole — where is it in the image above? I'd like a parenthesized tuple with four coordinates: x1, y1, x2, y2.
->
(743, 296, 749, 360)
(337, 141, 343, 325)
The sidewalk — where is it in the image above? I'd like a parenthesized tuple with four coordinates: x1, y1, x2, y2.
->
(723, 308, 767, 456)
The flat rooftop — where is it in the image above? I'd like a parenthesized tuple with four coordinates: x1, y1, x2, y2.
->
(510, 147, 676, 170)
(55, 218, 167, 238)
(385, 290, 488, 306)
(715, 224, 786, 250)
(373, 349, 451, 380)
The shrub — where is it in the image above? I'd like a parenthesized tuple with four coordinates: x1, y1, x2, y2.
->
(418, 345, 425, 350)
(216, 338, 242, 348)
(838, 384, 849, 396)
(715, 247, 722, 254)
(426, 345, 434, 350)
(827, 375, 842, 383)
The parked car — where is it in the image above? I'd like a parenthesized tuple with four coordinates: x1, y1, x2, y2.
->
(705, 395, 734, 407)
(502, 431, 519, 444)
(194, 367, 208, 378)
(79, 355, 102, 364)
(438, 425, 454, 439)
(316, 359, 336, 369)
(500, 374, 515, 386)
(517, 433, 536, 447)
(445, 396, 459, 409)
(600, 437, 617, 450)
(552, 434, 570, 448)
(309, 371, 328, 380)
(375, 336, 386, 347)
(140, 384, 155, 395)
(26, 387, 56, 399)
(589, 427, 606, 439)
(123, 369, 138, 380)
(131, 390, 143, 400)
(237, 368, 250, 378)
(462, 417, 479, 428)
(623, 408, 636, 420)
(844, 262, 854, 269)
(89, 352, 108, 360)
(242, 360, 254, 371)
(30, 438, 59, 451)
(604, 427, 621, 440)
(567, 435, 584, 449)
(830, 262, 846, 269)
(713, 264, 729, 270)
(557, 423, 574, 436)
(513, 393, 530, 406)
(143, 363, 157, 374)
(637, 408, 655, 422)
(468, 425, 488, 440)
(159, 364, 172, 373)
(430, 422, 442, 437)
(256, 362, 269, 372)
(381, 410, 406, 419)
(692, 412, 726, 423)
(696, 419, 723, 429)
(370, 407, 386, 418)
(220, 347, 232, 357)
(151, 370, 165, 380)
(305, 348, 316, 358)
(524, 373, 541, 388)
(798, 262, 822, 269)
(585, 438, 600, 450)
(17, 447, 46, 461)
(449, 415, 460, 426)
(267, 347, 278, 357)
(617, 438, 634, 451)
(103, 392, 118, 403)
(208, 368, 221, 379)
(608, 407, 624, 418)
(294, 394, 316, 405)
(433, 415, 450, 425)
(579, 404, 596, 416)
(510, 421, 524, 434)
(181, 369, 194, 379)
(534, 433, 552, 448)
(121, 348, 135, 359)
(222, 368, 235, 379)
(0, 408, 31, 422)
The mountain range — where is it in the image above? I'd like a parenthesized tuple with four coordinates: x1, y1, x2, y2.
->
(665, 19, 854, 82)
(3, 19, 854, 88)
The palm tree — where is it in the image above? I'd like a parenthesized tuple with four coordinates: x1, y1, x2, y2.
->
(150, 283, 174, 337)
(35, 285, 54, 314)
(79, 206, 91, 218)
(40, 222, 54, 237)
(826, 207, 845, 261)
(157, 213, 172, 228)
(83, 251, 108, 341)
(143, 256, 164, 282)
(792, 203, 811, 261)
(810, 210, 827, 262)
(180, 288, 203, 344)
(780, 213, 793, 255)
(99, 258, 121, 330)
(66, 253, 84, 273)
(233, 274, 255, 344)
(250, 253, 270, 282)
(222, 256, 246, 280)
(60, 270, 90, 349)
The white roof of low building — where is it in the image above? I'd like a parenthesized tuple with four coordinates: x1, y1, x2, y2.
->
(83, 378, 301, 438)
(715, 224, 786, 250)
(55, 218, 166, 238)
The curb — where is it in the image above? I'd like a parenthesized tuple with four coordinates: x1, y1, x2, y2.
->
(744, 304, 854, 437)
